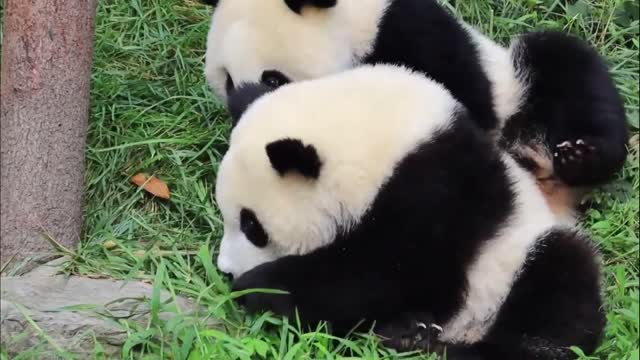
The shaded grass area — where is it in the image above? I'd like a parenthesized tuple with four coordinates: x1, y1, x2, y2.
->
(1, 0, 638, 359)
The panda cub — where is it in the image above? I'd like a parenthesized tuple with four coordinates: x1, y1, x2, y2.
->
(203, 0, 628, 222)
(215, 65, 605, 359)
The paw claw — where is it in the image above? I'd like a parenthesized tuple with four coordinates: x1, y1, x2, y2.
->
(554, 137, 603, 184)
(429, 323, 443, 334)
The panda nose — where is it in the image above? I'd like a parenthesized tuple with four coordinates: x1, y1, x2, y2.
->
(216, 238, 233, 277)
(217, 256, 233, 282)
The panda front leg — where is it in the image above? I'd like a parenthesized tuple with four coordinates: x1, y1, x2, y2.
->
(231, 246, 410, 335)
(375, 312, 447, 354)
(375, 317, 550, 360)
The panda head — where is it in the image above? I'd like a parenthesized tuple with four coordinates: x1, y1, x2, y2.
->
(214, 65, 460, 278)
(203, 0, 387, 102)
(215, 135, 330, 279)
(214, 78, 351, 278)
(214, 81, 339, 278)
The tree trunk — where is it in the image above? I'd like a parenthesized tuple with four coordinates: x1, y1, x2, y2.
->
(1, 0, 97, 270)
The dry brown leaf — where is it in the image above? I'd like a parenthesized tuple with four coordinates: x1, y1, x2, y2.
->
(131, 173, 170, 199)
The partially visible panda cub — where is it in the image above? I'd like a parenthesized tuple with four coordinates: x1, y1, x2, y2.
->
(203, 0, 628, 223)
(215, 65, 605, 359)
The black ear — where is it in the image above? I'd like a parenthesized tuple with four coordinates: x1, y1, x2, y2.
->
(200, 0, 218, 6)
(227, 83, 275, 127)
(284, 0, 337, 14)
(266, 139, 322, 179)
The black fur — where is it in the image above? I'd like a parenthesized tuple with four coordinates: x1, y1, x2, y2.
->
(266, 138, 322, 179)
(227, 83, 275, 127)
(240, 208, 269, 248)
(362, 0, 498, 132)
(501, 31, 628, 187)
(225, 72, 234, 94)
(261, 70, 292, 89)
(199, 0, 218, 6)
(284, 0, 337, 14)
(233, 111, 515, 332)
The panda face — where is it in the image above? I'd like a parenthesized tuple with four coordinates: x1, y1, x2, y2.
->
(214, 138, 340, 278)
(203, 0, 388, 101)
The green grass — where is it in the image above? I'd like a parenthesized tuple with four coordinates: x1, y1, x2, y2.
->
(3, 0, 639, 359)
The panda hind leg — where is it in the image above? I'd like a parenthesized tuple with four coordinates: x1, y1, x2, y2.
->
(478, 227, 605, 359)
(551, 134, 626, 188)
(509, 31, 628, 187)
(377, 229, 604, 360)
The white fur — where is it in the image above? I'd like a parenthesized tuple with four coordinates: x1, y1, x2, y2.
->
(215, 65, 459, 278)
(439, 155, 558, 344)
(204, 0, 389, 101)
(461, 23, 527, 128)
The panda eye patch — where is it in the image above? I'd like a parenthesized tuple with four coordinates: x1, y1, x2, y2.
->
(225, 71, 235, 93)
(261, 70, 291, 89)
(240, 208, 269, 248)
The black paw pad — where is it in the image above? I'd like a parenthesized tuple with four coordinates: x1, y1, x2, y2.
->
(553, 139, 596, 165)
(380, 320, 445, 353)
(553, 137, 610, 186)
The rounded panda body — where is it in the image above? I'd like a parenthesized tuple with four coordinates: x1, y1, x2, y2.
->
(203, 0, 628, 222)
(215, 65, 605, 359)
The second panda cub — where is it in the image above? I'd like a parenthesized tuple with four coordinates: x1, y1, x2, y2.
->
(215, 65, 604, 359)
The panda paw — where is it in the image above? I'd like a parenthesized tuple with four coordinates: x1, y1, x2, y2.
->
(232, 265, 295, 317)
(553, 137, 601, 185)
(377, 313, 445, 353)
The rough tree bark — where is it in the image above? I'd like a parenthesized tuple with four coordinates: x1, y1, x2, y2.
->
(1, 0, 98, 270)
